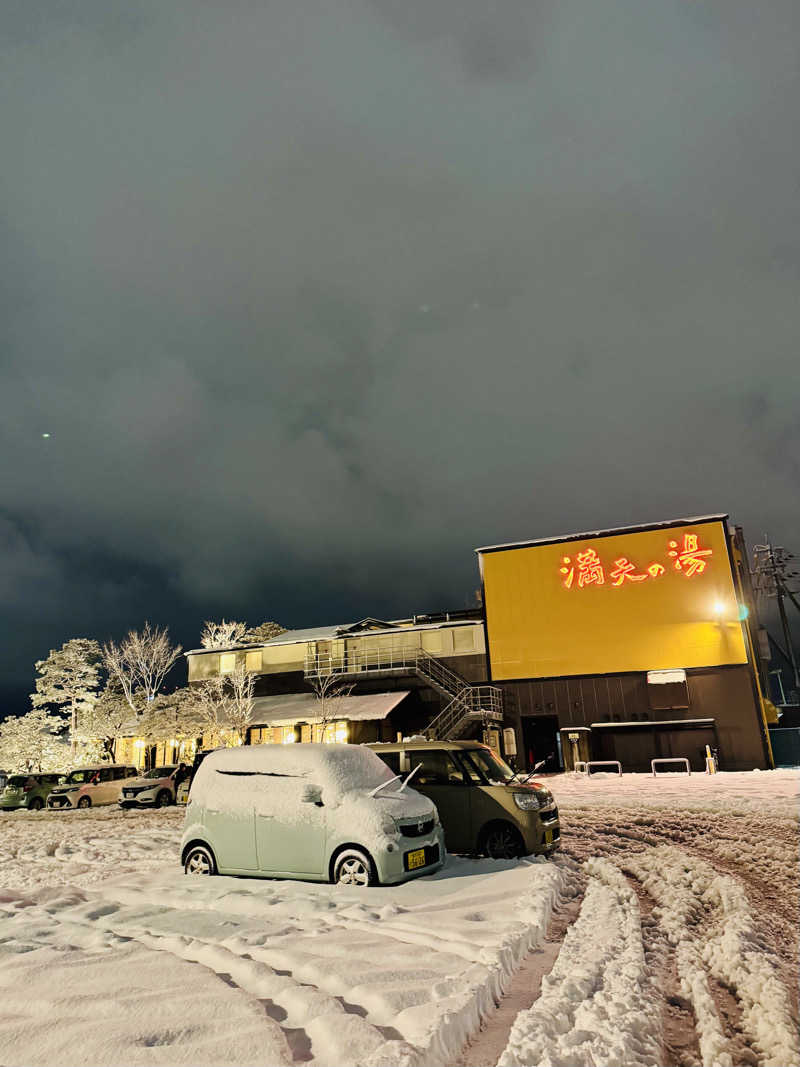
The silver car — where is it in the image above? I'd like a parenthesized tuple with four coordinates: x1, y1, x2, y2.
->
(181, 743, 445, 886)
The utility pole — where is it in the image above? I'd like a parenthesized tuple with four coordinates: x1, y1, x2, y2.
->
(752, 537, 800, 692)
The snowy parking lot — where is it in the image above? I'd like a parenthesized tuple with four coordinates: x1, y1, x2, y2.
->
(1, 770, 798, 1067)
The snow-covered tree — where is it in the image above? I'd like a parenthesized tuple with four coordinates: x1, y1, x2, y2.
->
(30, 638, 103, 759)
(140, 687, 204, 750)
(307, 667, 353, 736)
(200, 619, 249, 649)
(103, 622, 181, 710)
(80, 682, 137, 761)
(225, 666, 255, 746)
(190, 666, 254, 747)
(0, 707, 67, 773)
(190, 675, 229, 747)
(244, 621, 286, 644)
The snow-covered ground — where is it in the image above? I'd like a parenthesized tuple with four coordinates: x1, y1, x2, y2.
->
(1, 769, 798, 1067)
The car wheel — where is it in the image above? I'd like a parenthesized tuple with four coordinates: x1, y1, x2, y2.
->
(77, 796, 91, 809)
(29, 797, 44, 811)
(481, 823, 524, 860)
(155, 790, 172, 808)
(333, 848, 375, 887)
(184, 844, 216, 876)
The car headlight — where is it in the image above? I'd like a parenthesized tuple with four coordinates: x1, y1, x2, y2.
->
(513, 792, 540, 811)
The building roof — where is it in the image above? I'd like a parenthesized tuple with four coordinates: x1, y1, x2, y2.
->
(250, 690, 411, 727)
(185, 611, 482, 656)
(476, 514, 730, 555)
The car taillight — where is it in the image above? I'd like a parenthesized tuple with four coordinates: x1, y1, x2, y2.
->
(22, 783, 33, 792)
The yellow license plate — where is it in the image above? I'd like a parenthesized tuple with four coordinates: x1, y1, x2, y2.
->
(407, 848, 426, 870)
(545, 829, 554, 845)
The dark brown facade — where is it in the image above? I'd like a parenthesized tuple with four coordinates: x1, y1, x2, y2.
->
(499, 664, 768, 771)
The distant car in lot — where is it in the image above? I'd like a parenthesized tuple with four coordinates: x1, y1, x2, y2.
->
(47, 764, 138, 809)
(367, 740, 561, 860)
(0, 769, 8, 792)
(0, 772, 62, 811)
(181, 743, 445, 886)
(119, 764, 192, 808)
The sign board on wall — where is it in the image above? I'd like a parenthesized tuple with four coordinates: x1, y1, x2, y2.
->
(478, 517, 748, 681)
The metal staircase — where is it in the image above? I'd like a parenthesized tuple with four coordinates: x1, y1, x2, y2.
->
(304, 642, 503, 741)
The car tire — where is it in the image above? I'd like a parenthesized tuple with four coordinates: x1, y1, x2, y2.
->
(332, 848, 375, 887)
(480, 823, 525, 860)
(155, 790, 172, 808)
(77, 796, 92, 809)
(184, 844, 217, 876)
(29, 797, 44, 811)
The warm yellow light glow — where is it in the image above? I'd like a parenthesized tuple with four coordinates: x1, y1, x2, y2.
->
(133, 739, 145, 749)
(481, 520, 747, 679)
(713, 600, 725, 617)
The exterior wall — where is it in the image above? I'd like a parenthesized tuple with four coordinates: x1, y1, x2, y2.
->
(502, 664, 767, 771)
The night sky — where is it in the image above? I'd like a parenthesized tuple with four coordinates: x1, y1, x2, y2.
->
(2, 1, 799, 717)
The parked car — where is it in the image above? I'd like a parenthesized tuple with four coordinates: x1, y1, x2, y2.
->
(47, 764, 139, 809)
(0, 772, 62, 811)
(119, 763, 193, 808)
(0, 769, 8, 792)
(181, 743, 445, 886)
(367, 740, 560, 859)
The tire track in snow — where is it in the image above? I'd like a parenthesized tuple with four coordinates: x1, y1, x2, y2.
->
(456, 863, 586, 1067)
(496, 858, 662, 1067)
(624, 845, 800, 1067)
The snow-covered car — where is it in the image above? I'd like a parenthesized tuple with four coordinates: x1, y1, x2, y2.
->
(0, 772, 63, 811)
(118, 764, 187, 808)
(181, 743, 445, 886)
(47, 764, 138, 809)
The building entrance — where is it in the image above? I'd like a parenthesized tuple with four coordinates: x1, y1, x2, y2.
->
(521, 716, 561, 772)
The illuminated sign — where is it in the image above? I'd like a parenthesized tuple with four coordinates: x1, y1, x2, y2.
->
(559, 532, 713, 590)
(479, 519, 748, 681)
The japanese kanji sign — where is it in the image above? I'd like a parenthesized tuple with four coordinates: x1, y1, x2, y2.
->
(478, 519, 748, 680)
(559, 532, 713, 590)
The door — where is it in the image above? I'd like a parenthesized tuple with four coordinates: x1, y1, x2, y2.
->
(255, 779, 327, 876)
(401, 749, 473, 853)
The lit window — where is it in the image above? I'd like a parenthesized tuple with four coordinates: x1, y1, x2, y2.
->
(322, 721, 348, 744)
(282, 726, 297, 744)
(245, 650, 262, 673)
(219, 652, 236, 674)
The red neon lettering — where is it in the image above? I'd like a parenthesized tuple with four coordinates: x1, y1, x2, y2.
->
(559, 556, 575, 589)
(668, 533, 713, 577)
(576, 548, 605, 587)
(610, 558, 648, 585)
(647, 563, 665, 578)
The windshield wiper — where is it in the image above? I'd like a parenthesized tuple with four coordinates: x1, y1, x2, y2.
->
(369, 764, 421, 797)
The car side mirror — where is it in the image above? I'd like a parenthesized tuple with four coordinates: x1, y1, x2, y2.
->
(301, 784, 323, 806)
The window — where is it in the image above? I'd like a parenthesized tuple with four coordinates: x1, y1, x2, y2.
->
(405, 750, 465, 786)
(99, 768, 114, 782)
(453, 628, 475, 653)
(375, 751, 401, 775)
(126, 767, 138, 777)
(219, 652, 236, 674)
(245, 650, 262, 673)
(421, 631, 444, 654)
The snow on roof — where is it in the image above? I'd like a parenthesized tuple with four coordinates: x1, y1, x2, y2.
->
(476, 514, 730, 555)
(590, 718, 715, 729)
(185, 615, 480, 655)
(250, 690, 410, 726)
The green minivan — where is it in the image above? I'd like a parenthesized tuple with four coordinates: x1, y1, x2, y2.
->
(367, 740, 560, 859)
(0, 772, 62, 811)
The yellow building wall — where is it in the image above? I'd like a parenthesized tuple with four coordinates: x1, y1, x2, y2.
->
(481, 520, 748, 681)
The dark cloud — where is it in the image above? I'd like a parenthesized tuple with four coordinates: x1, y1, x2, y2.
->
(2, 0, 799, 710)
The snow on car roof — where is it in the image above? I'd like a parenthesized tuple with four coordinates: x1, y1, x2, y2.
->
(203, 742, 394, 792)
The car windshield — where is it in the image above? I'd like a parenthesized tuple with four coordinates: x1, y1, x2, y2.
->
(460, 748, 517, 785)
(62, 769, 95, 784)
(143, 766, 175, 779)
